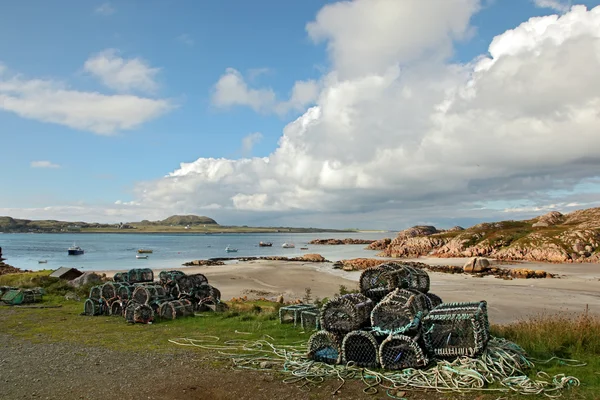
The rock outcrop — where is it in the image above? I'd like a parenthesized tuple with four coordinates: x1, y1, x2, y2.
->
(0, 261, 23, 276)
(309, 238, 376, 245)
(185, 254, 330, 265)
(376, 207, 600, 263)
(367, 238, 391, 250)
(335, 258, 553, 279)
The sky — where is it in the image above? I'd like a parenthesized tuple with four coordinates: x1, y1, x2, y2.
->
(1, 0, 600, 230)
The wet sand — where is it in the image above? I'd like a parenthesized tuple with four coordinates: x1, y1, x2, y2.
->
(100, 258, 600, 325)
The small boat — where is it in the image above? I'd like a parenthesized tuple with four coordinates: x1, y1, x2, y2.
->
(300, 247, 309, 250)
(68, 244, 84, 255)
(282, 243, 295, 248)
(137, 249, 153, 254)
(38, 260, 48, 264)
(225, 245, 238, 253)
(136, 254, 149, 259)
(259, 241, 273, 247)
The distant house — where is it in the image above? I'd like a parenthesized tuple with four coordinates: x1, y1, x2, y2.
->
(49, 267, 83, 281)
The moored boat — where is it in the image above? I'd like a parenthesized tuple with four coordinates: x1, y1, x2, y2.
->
(259, 241, 273, 247)
(225, 245, 238, 253)
(282, 243, 295, 248)
(136, 254, 149, 259)
(68, 244, 84, 255)
(137, 249, 153, 254)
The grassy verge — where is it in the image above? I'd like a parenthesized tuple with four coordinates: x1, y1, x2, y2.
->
(1, 275, 598, 399)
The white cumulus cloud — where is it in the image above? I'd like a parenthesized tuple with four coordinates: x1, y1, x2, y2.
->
(131, 3, 600, 228)
(0, 59, 172, 135)
(241, 132, 263, 156)
(533, 0, 571, 13)
(211, 68, 319, 115)
(84, 49, 160, 93)
(31, 161, 60, 169)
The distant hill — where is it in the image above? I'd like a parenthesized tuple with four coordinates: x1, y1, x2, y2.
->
(157, 215, 217, 226)
(375, 207, 600, 263)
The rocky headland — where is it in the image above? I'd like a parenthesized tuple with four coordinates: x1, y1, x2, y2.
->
(373, 208, 600, 263)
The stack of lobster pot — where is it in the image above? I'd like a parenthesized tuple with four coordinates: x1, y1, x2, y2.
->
(308, 262, 490, 370)
(82, 268, 224, 324)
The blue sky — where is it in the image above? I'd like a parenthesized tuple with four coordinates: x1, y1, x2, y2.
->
(1, 0, 600, 228)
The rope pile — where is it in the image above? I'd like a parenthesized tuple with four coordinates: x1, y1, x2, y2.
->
(169, 335, 582, 397)
(82, 268, 224, 323)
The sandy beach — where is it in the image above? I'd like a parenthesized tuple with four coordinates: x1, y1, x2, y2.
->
(100, 257, 600, 325)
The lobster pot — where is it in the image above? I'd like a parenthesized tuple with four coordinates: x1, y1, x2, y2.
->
(342, 330, 381, 368)
(117, 285, 133, 300)
(320, 294, 373, 333)
(307, 331, 343, 364)
(379, 334, 429, 370)
(359, 266, 401, 302)
(21, 289, 43, 303)
(194, 284, 221, 304)
(124, 302, 138, 323)
(127, 268, 154, 284)
(382, 289, 430, 314)
(423, 301, 490, 359)
(424, 293, 443, 309)
(279, 304, 318, 325)
(188, 273, 208, 287)
(134, 304, 154, 324)
(370, 300, 417, 335)
(110, 300, 126, 317)
(158, 300, 190, 320)
(379, 263, 430, 294)
(300, 310, 320, 331)
(84, 298, 104, 316)
(131, 285, 162, 304)
(403, 266, 430, 293)
(158, 270, 186, 285)
(89, 285, 102, 300)
(175, 275, 195, 296)
(101, 282, 123, 300)
(113, 272, 129, 283)
(0, 286, 17, 297)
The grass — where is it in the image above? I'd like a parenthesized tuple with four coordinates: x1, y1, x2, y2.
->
(0, 270, 96, 298)
(1, 274, 599, 399)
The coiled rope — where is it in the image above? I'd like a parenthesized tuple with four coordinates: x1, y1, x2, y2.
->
(168, 336, 582, 397)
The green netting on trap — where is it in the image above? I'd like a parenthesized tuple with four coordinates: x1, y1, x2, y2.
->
(424, 292, 443, 309)
(379, 333, 429, 370)
(424, 301, 490, 359)
(89, 285, 102, 300)
(127, 268, 154, 284)
(101, 282, 122, 300)
(133, 303, 154, 324)
(300, 310, 320, 331)
(124, 302, 137, 323)
(117, 285, 133, 300)
(110, 300, 125, 316)
(342, 330, 381, 368)
(307, 330, 343, 364)
(158, 300, 193, 320)
(370, 300, 416, 335)
(189, 273, 208, 286)
(382, 288, 430, 315)
(320, 294, 373, 333)
(113, 272, 129, 283)
(381, 263, 430, 293)
(83, 298, 108, 316)
(279, 304, 318, 325)
(174, 275, 194, 296)
(131, 285, 164, 304)
(158, 270, 186, 285)
(193, 283, 221, 304)
(21, 289, 43, 303)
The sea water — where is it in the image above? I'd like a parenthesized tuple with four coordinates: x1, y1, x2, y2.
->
(0, 232, 393, 272)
